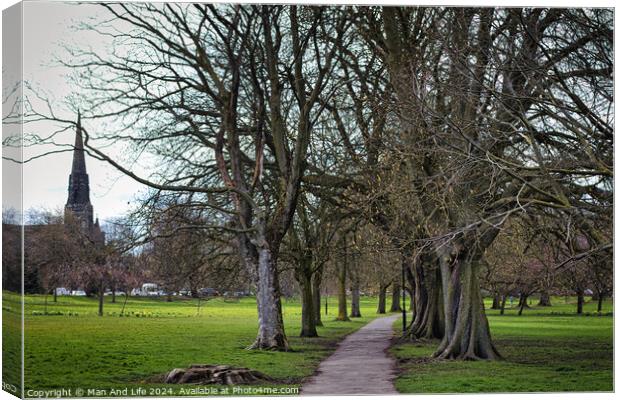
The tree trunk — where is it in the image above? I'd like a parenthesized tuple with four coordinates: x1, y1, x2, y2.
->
(296, 259, 318, 337)
(518, 294, 527, 316)
(312, 265, 323, 326)
(597, 294, 604, 313)
(406, 260, 444, 340)
(538, 291, 551, 307)
(377, 284, 387, 314)
(53, 288, 58, 303)
(98, 283, 104, 317)
(390, 281, 402, 312)
(491, 293, 500, 309)
(499, 294, 507, 315)
(336, 256, 349, 321)
(576, 289, 584, 314)
(166, 292, 172, 302)
(121, 293, 129, 315)
(249, 246, 289, 350)
(517, 293, 530, 309)
(433, 251, 500, 360)
(350, 274, 362, 318)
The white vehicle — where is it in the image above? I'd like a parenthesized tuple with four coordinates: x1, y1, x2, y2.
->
(71, 290, 86, 296)
(55, 287, 71, 296)
(134, 283, 161, 296)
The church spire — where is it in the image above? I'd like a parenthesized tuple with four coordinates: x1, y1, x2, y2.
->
(65, 112, 93, 227)
(71, 110, 87, 176)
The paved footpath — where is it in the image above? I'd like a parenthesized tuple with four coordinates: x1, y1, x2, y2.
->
(301, 314, 400, 395)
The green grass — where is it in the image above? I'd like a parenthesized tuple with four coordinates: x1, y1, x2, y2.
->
(4, 292, 614, 396)
(4, 292, 383, 396)
(2, 291, 22, 396)
(391, 296, 613, 393)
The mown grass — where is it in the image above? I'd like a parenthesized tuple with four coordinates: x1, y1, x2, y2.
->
(2, 291, 22, 396)
(3, 291, 382, 396)
(4, 292, 613, 396)
(391, 296, 613, 393)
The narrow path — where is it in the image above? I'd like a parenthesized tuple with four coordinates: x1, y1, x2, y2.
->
(301, 314, 400, 395)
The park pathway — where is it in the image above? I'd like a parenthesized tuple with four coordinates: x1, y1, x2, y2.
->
(301, 313, 400, 395)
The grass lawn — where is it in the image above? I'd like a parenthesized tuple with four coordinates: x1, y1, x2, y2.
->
(390, 296, 613, 393)
(2, 292, 22, 396)
(3, 291, 383, 396)
(3, 292, 614, 396)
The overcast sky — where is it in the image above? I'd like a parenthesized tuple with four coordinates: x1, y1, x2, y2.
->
(4, 0, 616, 224)
(20, 1, 147, 223)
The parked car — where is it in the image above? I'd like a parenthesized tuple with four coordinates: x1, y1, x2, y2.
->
(55, 287, 71, 296)
(199, 288, 219, 297)
(71, 290, 86, 296)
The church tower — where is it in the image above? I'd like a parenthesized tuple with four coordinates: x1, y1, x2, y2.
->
(64, 112, 104, 246)
(65, 112, 94, 229)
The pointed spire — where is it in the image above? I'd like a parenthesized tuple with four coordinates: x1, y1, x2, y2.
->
(65, 110, 98, 237)
(71, 110, 87, 175)
(66, 111, 92, 209)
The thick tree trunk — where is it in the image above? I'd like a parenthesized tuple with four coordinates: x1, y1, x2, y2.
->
(312, 265, 323, 326)
(350, 273, 362, 318)
(377, 284, 387, 314)
(336, 257, 349, 321)
(491, 293, 500, 309)
(433, 252, 500, 360)
(249, 246, 289, 350)
(597, 294, 604, 313)
(538, 291, 552, 306)
(296, 259, 318, 337)
(406, 261, 444, 340)
(390, 281, 402, 312)
(53, 288, 57, 303)
(576, 290, 584, 314)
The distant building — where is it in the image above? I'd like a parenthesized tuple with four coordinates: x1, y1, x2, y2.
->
(64, 112, 105, 245)
(2, 114, 105, 293)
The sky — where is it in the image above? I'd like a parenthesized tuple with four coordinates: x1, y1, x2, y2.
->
(3, 0, 617, 224)
(18, 2, 148, 223)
